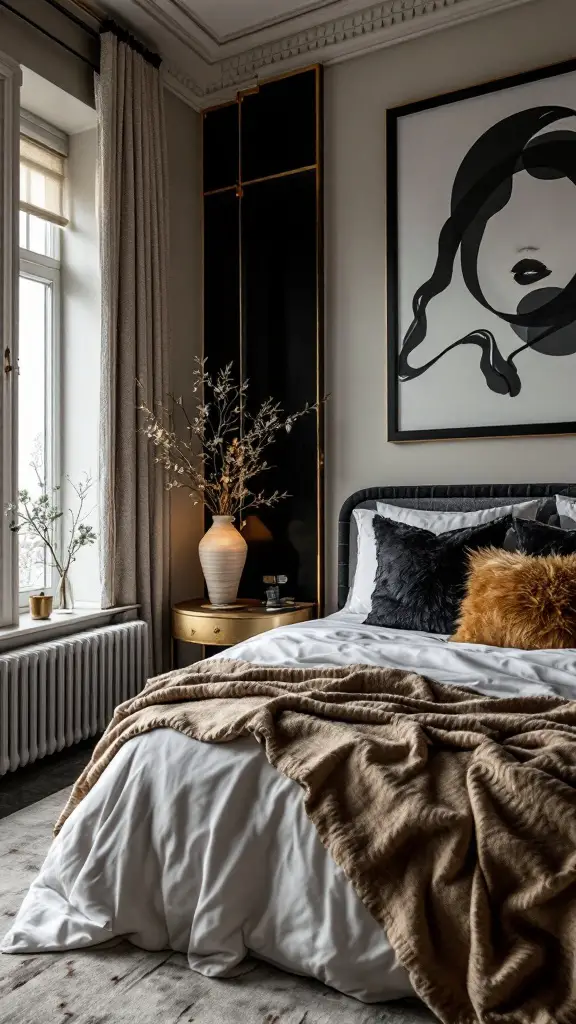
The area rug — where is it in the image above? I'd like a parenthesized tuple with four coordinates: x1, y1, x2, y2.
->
(0, 788, 438, 1024)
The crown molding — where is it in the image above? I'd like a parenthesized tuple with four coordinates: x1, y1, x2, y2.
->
(162, 63, 204, 105)
(202, 0, 536, 105)
(69, 0, 538, 110)
(205, 0, 344, 46)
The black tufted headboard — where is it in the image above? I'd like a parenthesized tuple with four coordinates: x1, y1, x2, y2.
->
(337, 483, 576, 610)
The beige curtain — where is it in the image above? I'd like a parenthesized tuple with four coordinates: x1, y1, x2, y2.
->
(97, 29, 170, 674)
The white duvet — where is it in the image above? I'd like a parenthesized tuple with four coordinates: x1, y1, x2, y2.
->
(3, 611, 576, 1004)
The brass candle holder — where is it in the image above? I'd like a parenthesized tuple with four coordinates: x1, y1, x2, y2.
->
(29, 592, 53, 620)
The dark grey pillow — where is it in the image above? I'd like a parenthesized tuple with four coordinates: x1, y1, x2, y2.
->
(514, 517, 576, 556)
(365, 515, 513, 635)
(534, 496, 561, 527)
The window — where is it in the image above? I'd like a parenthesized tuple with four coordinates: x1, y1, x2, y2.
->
(19, 209, 60, 261)
(20, 137, 67, 228)
(0, 65, 99, 627)
(0, 52, 20, 628)
(17, 146, 64, 604)
(17, 223, 60, 599)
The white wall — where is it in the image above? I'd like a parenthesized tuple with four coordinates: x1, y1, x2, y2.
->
(324, 0, 576, 608)
(61, 127, 100, 603)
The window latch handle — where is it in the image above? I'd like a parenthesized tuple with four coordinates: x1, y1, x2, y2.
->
(4, 348, 19, 376)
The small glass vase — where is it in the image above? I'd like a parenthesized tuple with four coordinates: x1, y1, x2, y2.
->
(55, 571, 74, 614)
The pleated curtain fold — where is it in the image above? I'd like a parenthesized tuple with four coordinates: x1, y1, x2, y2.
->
(97, 29, 170, 675)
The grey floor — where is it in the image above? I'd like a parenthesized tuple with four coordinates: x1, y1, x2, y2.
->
(0, 741, 96, 820)
(0, 788, 438, 1024)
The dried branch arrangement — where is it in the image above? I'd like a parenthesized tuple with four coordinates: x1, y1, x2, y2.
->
(139, 359, 325, 519)
(6, 441, 97, 581)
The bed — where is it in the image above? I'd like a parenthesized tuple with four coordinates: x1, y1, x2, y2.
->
(3, 483, 576, 1008)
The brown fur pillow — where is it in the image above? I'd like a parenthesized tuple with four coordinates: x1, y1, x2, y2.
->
(452, 547, 576, 649)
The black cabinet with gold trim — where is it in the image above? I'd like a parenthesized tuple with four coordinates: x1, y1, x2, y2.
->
(202, 67, 324, 610)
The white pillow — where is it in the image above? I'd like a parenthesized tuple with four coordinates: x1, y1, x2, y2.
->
(346, 498, 543, 617)
(555, 494, 576, 530)
(375, 498, 542, 535)
(347, 509, 384, 615)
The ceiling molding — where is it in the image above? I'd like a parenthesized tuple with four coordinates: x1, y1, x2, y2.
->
(163, 0, 345, 46)
(216, 1, 345, 46)
(129, 0, 213, 60)
(71, 0, 538, 110)
(207, 0, 525, 96)
(162, 63, 205, 104)
(209, 0, 537, 106)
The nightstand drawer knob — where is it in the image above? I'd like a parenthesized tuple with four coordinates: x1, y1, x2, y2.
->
(213, 626, 221, 635)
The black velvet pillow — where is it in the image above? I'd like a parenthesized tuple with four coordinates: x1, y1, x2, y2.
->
(365, 515, 513, 634)
(514, 517, 576, 556)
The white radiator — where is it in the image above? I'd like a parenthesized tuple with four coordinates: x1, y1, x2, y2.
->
(0, 620, 148, 774)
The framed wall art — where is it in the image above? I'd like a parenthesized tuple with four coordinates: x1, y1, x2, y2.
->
(387, 58, 576, 441)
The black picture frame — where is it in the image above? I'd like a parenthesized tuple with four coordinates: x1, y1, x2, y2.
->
(386, 57, 576, 443)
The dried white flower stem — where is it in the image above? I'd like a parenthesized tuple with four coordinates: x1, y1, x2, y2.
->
(138, 359, 327, 520)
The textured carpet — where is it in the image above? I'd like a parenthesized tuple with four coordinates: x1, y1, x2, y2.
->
(0, 788, 438, 1024)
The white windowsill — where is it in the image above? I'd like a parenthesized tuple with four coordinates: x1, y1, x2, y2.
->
(0, 604, 140, 653)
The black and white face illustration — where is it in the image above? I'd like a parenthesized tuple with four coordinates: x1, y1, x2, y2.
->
(477, 149, 576, 360)
(398, 106, 576, 402)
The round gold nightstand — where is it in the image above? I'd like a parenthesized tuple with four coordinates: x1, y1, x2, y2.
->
(171, 598, 316, 662)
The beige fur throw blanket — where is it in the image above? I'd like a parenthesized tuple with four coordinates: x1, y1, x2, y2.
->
(56, 659, 576, 1024)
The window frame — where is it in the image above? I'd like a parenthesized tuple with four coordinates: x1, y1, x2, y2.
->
(17, 242, 61, 608)
(0, 52, 20, 628)
(19, 209, 61, 262)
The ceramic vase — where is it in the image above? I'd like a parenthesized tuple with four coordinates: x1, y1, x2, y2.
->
(199, 515, 247, 607)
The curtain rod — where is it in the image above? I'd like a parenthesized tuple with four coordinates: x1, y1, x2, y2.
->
(0, 1, 163, 77)
(101, 18, 162, 68)
(0, 0, 100, 71)
(51, 0, 162, 66)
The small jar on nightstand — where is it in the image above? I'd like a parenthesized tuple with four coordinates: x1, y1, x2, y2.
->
(171, 598, 316, 666)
